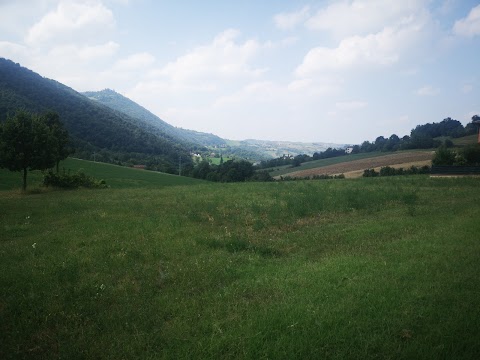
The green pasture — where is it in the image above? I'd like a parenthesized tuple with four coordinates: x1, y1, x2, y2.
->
(209, 157, 232, 165)
(1, 168, 479, 358)
(0, 158, 203, 191)
(451, 134, 478, 146)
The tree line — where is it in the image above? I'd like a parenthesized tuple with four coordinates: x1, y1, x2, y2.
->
(192, 159, 273, 182)
(256, 116, 479, 170)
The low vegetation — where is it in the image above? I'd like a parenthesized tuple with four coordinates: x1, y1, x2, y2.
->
(43, 170, 107, 189)
(1, 163, 479, 358)
(363, 165, 431, 177)
(432, 144, 480, 166)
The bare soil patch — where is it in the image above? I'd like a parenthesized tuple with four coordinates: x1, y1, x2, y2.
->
(279, 151, 433, 179)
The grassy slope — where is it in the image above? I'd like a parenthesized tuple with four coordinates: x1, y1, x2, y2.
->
(1, 176, 480, 359)
(452, 134, 478, 146)
(0, 158, 203, 191)
(269, 152, 391, 177)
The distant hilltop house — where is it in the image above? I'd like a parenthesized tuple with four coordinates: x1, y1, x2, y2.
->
(345, 147, 354, 154)
(132, 165, 146, 170)
(282, 154, 294, 159)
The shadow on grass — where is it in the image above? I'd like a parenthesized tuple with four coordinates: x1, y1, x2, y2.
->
(199, 237, 283, 258)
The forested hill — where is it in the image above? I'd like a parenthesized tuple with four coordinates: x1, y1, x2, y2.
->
(83, 89, 226, 148)
(0, 58, 192, 173)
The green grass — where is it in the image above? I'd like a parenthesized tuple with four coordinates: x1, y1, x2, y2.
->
(451, 134, 478, 146)
(209, 157, 232, 165)
(1, 176, 480, 359)
(0, 158, 204, 191)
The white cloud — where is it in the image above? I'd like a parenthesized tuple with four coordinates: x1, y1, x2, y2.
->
(462, 84, 473, 94)
(149, 29, 266, 90)
(453, 4, 480, 37)
(25, 1, 115, 44)
(295, 28, 399, 76)
(274, 6, 310, 30)
(0, 41, 29, 60)
(306, 0, 428, 38)
(296, 8, 432, 77)
(112, 52, 155, 71)
(48, 41, 119, 61)
(415, 85, 440, 96)
(335, 101, 368, 110)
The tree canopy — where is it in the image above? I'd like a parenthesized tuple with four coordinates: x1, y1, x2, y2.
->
(0, 110, 71, 190)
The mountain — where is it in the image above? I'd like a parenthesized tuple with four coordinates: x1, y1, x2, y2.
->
(0, 58, 192, 173)
(83, 89, 344, 160)
(83, 89, 226, 148)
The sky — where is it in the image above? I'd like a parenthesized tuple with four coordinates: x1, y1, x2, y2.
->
(0, 0, 479, 144)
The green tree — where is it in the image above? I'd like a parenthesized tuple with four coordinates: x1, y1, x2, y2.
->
(42, 111, 73, 173)
(0, 110, 55, 190)
(432, 145, 456, 166)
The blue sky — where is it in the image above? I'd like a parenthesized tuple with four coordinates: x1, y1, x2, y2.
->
(1, 0, 479, 144)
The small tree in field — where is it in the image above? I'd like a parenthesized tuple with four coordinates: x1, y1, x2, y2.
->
(0, 110, 65, 190)
(42, 111, 73, 173)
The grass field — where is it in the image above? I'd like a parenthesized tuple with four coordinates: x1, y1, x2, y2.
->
(0, 158, 203, 191)
(1, 167, 480, 359)
(451, 134, 478, 146)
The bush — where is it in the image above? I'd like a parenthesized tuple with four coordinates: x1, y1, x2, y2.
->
(43, 170, 107, 189)
(363, 166, 430, 177)
(459, 144, 480, 165)
(432, 146, 456, 166)
(363, 169, 379, 177)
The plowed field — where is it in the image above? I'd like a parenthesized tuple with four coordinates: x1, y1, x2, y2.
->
(276, 151, 434, 179)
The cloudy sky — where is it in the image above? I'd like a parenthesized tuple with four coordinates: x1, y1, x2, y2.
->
(1, 0, 479, 143)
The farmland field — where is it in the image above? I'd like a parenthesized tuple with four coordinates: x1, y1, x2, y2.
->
(1, 164, 479, 359)
(274, 151, 434, 179)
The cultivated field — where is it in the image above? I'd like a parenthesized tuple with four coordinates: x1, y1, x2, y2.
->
(275, 151, 434, 179)
(1, 161, 479, 359)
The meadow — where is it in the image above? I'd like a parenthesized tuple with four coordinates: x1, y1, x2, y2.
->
(0, 158, 202, 191)
(1, 160, 479, 359)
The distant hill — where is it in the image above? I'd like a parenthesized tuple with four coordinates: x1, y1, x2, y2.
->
(232, 139, 345, 158)
(0, 58, 192, 173)
(83, 89, 226, 148)
(83, 89, 343, 160)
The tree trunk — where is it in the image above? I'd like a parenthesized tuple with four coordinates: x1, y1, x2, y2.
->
(22, 167, 27, 191)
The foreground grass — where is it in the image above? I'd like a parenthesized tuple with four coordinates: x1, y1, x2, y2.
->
(1, 177, 479, 359)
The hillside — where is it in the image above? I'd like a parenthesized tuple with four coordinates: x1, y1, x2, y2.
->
(83, 89, 226, 148)
(271, 151, 434, 178)
(0, 58, 192, 173)
(0, 157, 204, 190)
(83, 89, 343, 161)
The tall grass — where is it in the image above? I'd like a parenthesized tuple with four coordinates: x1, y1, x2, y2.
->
(1, 176, 479, 359)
